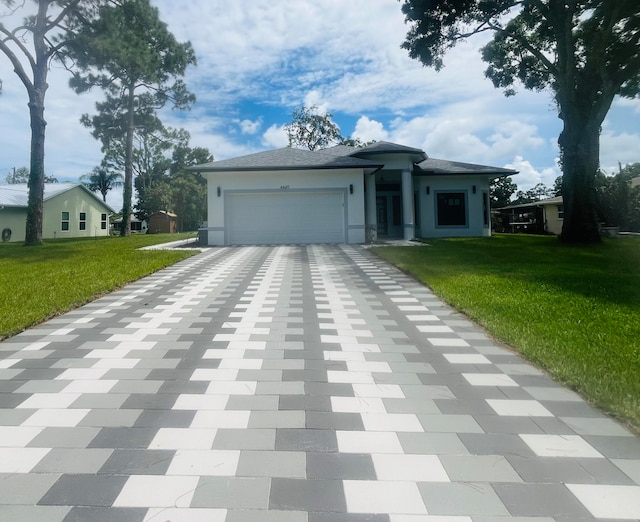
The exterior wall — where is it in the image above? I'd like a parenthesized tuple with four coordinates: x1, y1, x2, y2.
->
(0, 208, 27, 242)
(203, 168, 366, 245)
(367, 154, 415, 172)
(44, 188, 111, 239)
(543, 204, 563, 235)
(415, 175, 492, 238)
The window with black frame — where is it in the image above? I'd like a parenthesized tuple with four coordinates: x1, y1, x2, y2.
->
(436, 192, 467, 227)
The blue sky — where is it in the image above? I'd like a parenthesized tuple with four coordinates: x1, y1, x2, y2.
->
(1, 0, 638, 210)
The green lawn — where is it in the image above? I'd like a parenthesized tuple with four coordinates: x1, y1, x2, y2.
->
(372, 235, 640, 430)
(0, 234, 197, 340)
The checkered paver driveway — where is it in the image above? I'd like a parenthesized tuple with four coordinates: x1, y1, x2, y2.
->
(1, 245, 639, 521)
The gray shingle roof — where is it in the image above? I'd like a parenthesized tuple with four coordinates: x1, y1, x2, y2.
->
(415, 158, 517, 177)
(352, 141, 427, 160)
(0, 183, 114, 211)
(189, 141, 517, 179)
(191, 147, 382, 172)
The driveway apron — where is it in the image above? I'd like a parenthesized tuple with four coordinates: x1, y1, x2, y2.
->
(0, 245, 638, 521)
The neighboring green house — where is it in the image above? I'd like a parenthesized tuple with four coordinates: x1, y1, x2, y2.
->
(0, 183, 114, 242)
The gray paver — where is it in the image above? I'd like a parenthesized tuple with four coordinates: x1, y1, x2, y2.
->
(0, 244, 637, 521)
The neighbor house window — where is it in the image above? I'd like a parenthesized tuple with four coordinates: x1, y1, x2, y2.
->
(436, 192, 467, 227)
(131, 221, 143, 232)
(557, 205, 564, 219)
(61, 211, 69, 231)
(101, 213, 107, 230)
(79, 212, 87, 231)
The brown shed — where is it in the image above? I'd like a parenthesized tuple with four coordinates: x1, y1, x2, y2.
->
(148, 211, 177, 234)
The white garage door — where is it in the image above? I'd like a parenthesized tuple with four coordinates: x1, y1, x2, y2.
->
(227, 191, 345, 245)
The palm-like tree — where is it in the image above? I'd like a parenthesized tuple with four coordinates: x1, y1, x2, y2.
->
(81, 166, 124, 202)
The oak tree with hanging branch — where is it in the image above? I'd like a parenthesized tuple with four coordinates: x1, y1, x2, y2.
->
(399, 0, 640, 242)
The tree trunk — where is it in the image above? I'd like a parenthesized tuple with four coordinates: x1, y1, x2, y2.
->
(23, 2, 50, 246)
(120, 85, 136, 236)
(24, 95, 47, 246)
(558, 116, 601, 243)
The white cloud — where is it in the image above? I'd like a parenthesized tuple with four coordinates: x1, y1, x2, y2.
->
(612, 97, 640, 115)
(600, 130, 640, 174)
(262, 124, 289, 149)
(0, 0, 634, 186)
(352, 116, 389, 143)
(239, 118, 262, 135)
(504, 156, 560, 190)
(303, 90, 330, 114)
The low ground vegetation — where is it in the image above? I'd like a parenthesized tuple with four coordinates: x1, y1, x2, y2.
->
(0, 234, 196, 339)
(373, 235, 640, 430)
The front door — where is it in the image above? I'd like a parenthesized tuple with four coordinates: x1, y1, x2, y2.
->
(376, 196, 388, 236)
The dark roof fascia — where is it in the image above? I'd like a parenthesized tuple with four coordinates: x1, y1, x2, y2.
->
(194, 163, 384, 173)
(413, 170, 517, 178)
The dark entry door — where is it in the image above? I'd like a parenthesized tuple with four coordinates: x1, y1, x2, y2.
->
(376, 196, 388, 236)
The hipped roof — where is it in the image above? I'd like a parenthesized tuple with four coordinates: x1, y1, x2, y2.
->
(190, 141, 517, 178)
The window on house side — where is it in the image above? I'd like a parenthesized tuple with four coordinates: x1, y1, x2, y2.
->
(61, 211, 69, 232)
(101, 213, 107, 230)
(557, 205, 564, 219)
(436, 192, 467, 227)
(79, 212, 87, 231)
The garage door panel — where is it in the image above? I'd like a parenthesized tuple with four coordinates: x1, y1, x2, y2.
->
(227, 191, 345, 245)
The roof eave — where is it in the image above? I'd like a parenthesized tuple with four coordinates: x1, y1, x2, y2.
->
(194, 163, 384, 173)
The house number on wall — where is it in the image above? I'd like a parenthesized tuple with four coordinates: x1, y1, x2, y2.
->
(280, 185, 290, 190)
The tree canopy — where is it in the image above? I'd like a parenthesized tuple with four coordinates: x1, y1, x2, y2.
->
(0, 0, 105, 244)
(400, 0, 640, 243)
(284, 105, 344, 151)
(490, 175, 517, 208)
(67, 0, 196, 235)
(81, 165, 123, 202)
(284, 105, 375, 151)
(596, 163, 640, 232)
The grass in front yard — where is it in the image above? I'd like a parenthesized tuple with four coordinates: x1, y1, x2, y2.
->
(0, 234, 197, 339)
(373, 235, 640, 430)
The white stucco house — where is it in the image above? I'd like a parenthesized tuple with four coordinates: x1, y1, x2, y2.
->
(0, 183, 114, 242)
(192, 141, 517, 246)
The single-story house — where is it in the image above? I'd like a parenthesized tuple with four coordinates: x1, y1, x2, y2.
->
(0, 183, 114, 242)
(496, 196, 564, 235)
(148, 211, 177, 234)
(192, 141, 517, 246)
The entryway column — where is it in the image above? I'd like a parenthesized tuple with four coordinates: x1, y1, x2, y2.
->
(365, 173, 377, 243)
(401, 168, 415, 240)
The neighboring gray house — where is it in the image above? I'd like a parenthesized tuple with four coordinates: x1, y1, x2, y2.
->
(192, 141, 517, 246)
(0, 183, 114, 242)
